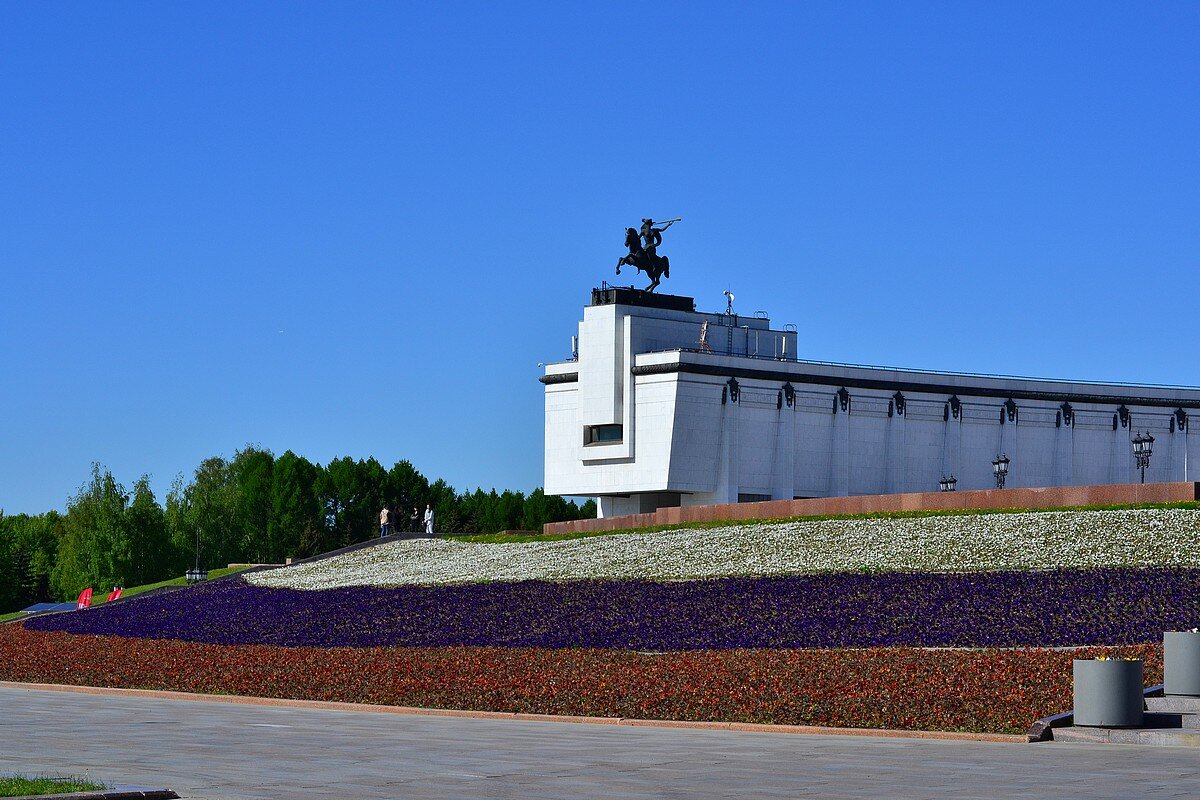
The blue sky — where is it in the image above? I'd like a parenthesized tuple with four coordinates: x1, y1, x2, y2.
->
(2, 2, 1198, 514)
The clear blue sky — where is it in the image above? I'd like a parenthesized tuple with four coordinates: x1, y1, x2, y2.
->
(2, 2, 1198, 514)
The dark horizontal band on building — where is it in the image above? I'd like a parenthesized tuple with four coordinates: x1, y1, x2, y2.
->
(542, 363, 1200, 409)
(643, 363, 1200, 409)
(540, 372, 580, 385)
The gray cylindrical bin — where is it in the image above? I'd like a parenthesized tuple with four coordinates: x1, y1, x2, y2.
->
(1073, 659, 1144, 727)
(1164, 632, 1200, 696)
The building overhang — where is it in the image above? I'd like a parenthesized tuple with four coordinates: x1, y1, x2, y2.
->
(626, 351, 1200, 410)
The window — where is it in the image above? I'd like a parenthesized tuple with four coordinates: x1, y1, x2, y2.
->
(584, 424, 623, 446)
(737, 493, 771, 503)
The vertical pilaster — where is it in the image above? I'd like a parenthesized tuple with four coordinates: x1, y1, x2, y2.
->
(1055, 404, 1075, 486)
(714, 385, 739, 504)
(831, 388, 850, 497)
(948, 396, 962, 487)
(888, 408, 907, 494)
(1173, 410, 1188, 481)
(773, 394, 796, 501)
(1109, 406, 1132, 484)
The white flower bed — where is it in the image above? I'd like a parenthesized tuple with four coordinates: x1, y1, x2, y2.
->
(245, 508, 1200, 590)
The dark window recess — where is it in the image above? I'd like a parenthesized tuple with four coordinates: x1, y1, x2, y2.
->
(584, 424, 623, 445)
(737, 493, 772, 503)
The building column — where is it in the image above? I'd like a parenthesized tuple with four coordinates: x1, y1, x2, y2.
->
(887, 401, 907, 494)
(1184, 414, 1192, 482)
(773, 394, 796, 501)
(948, 397, 962, 487)
(1109, 407, 1132, 484)
(830, 388, 850, 497)
(598, 497, 617, 518)
(713, 384, 740, 504)
(1055, 405, 1075, 486)
(1172, 411, 1188, 482)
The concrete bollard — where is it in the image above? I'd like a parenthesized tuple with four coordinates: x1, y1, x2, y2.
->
(1073, 658, 1144, 727)
(1164, 631, 1200, 696)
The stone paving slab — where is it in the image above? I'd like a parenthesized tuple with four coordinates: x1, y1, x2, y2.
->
(1147, 696, 1200, 713)
(1056, 726, 1200, 747)
(5, 685, 1200, 799)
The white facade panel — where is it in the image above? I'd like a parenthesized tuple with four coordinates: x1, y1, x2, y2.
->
(544, 290, 1200, 515)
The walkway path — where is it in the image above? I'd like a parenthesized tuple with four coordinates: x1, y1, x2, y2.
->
(2, 685, 1199, 799)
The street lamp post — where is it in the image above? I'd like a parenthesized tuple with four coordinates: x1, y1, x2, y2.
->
(1132, 431, 1155, 484)
(939, 475, 958, 492)
(186, 506, 208, 584)
(992, 454, 1010, 489)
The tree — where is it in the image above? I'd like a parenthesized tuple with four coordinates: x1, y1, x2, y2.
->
(51, 464, 129, 598)
(313, 457, 390, 546)
(319, 456, 362, 549)
(165, 473, 193, 575)
(185, 457, 241, 570)
(125, 476, 170, 587)
(0, 511, 58, 612)
(427, 478, 463, 532)
(231, 446, 274, 563)
(270, 451, 322, 560)
(7, 451, 599, 601)
(387, 460, 429, 517)
(0, 514, 16, 612)
(357, 457, 389, 535)
(521, 488, 549, 532)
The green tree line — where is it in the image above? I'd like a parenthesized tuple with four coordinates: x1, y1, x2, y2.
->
(0, 447, 594, 613)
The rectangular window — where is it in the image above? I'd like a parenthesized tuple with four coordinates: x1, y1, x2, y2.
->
(737, 493, 772, 503)
(584, 424, 623, 446)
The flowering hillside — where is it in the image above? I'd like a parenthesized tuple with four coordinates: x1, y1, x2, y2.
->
(246, 508, 1200, 589)
(0, 623, 1161, 735)
(8, 505, 1197, 735)
(25, 567, 1200, 649)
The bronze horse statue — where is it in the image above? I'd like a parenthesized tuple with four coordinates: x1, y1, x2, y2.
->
(615, 227, 670, 292)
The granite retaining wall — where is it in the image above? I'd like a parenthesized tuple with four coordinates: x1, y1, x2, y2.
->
(543, 482, 1200, 535)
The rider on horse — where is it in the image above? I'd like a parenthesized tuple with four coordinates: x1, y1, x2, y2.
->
(617, 217, 681, 292)
(639, 218, 676, 263)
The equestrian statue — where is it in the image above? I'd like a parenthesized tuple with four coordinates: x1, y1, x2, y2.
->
(616, 217, 681, 292)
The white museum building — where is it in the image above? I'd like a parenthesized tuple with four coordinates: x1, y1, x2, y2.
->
(542, 287, 1200, 518)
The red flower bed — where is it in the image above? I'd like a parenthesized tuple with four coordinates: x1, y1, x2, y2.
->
(0, 625, 1161, 734)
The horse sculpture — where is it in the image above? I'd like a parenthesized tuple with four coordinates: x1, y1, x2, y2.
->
(615, 227, 670, 292)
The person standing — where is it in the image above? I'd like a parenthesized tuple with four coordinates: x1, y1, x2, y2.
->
(379, 505, 391, 538)
(409, 506, 420, 533)
(423, 503, 434, 535)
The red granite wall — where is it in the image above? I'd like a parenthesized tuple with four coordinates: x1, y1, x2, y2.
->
(543, 482, 1200, 535)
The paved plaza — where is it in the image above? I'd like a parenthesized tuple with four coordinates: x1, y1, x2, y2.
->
(2, 685, 1199, 799)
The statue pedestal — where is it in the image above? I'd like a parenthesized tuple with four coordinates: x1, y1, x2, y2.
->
(591, 286, 694, 313)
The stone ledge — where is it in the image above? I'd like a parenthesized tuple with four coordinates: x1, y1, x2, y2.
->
(1029, 684, 1185, 744)
(1055, 726, 1200, 746)
(548, 482, 1200, 535)
(3, 788, 176, 800)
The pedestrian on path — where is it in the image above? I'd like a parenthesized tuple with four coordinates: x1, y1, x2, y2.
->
(409, 506, 420, 533)
(424, 504, 434, 535)
(379, 506, 391, 538)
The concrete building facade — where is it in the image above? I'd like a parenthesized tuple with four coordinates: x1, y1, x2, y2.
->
(542, 288, 1200, 517)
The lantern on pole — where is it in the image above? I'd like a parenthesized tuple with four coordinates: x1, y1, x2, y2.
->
(1132, 431, 1155, 484)
(992, 454, 1010, 489)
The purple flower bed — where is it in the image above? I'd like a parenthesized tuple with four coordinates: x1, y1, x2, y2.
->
(25, 567, 1200, 649)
